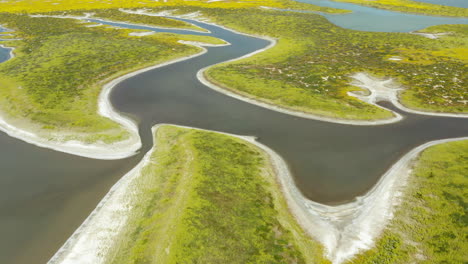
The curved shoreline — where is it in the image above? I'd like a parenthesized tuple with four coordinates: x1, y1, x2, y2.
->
(30, 13, 210, 34)
(1, 7, 463, 160)
(198, 69, 404, 126)
(1, 12, 466, 263)
(125, 9, 403, 126)
(113, 10, 468, 124)
(48, 126, 161, 264)
(350, 72, 468, 119)
(47, 122, 468, 264)
(0, 16, 232, 160)
(0, 43, 15, 60)
(274, 134, 468, 264)
(0, 50, 210, 160)
(173, 13, 466, 125)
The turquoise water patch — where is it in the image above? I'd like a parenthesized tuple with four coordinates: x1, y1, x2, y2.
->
(296, 0, 468, 32)
(412, 0, 468, 8)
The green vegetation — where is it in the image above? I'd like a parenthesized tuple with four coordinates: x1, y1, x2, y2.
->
(0, 14, 222, 143)
(2, 7, 463, 133)
(189, 8, 467, 119)
(151, 32, 227, 45)
(324, 0, 468, 17)
(100, 125, 468, 264)
(349, 140, 468, 263)
(106, 125, 329, 264)
(88, 9, 208, 32)
(0, 7, 465, 263)
(0, 0, 346, 14)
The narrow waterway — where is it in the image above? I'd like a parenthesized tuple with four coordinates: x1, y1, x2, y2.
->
(0, 9, 466, 264)
(107, 18, 468, 204)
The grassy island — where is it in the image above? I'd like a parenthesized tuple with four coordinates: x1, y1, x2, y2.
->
(79, 125, 467, 264)
(0, 3, 465, 264)
(0, 13, 222, 144)
(104, 125, 329, 264)
(349, 139, 468, 264)
(1, 5, 465, 140)
(193, 8, 467, 119)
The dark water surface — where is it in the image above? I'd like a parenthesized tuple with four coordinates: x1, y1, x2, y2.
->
(108, 19, 468, 204)
(0, 15, 466, 264)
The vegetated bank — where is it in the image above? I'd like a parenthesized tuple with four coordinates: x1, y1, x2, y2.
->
(66, 7, 467, 121)
(0, 6, 465, 264)
(348, 140, 468, 264)
(187, 8, 467, 120)
(54, 124, 468, 264)
(0, 13, 221, 148)
(306, 0, 468, 17)
(80, 9, 208, 32)
(72, 10, 468, 263)
(0, 0, 346, 14)
(84, 125, 329, 264)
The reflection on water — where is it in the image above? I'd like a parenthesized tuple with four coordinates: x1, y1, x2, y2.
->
(296, 0, 468, 32)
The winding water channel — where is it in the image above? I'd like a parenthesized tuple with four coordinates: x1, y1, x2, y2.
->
(0, 5, 467, 264)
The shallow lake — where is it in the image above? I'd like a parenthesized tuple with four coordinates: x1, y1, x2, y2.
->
(296, 0, 468, 32)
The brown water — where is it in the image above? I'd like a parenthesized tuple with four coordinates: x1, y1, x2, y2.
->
(0, 18, 466, 264)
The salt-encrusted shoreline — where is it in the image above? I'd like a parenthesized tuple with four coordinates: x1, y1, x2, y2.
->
(47, 125, 162, 264)
(48, 121, 468, 264)
(128, 31, 155, 36)
(0, 15, 230, 160)
(410, 31, 449, 39)
(268, 132, 467, 263)
(30, 13, 210, 33)
(0, 31, 141, 159)
(5, 11, 466, 263)
(350, 72, 468, 119)
(121, 9, 468, 123)
(124, 9, 402, 126)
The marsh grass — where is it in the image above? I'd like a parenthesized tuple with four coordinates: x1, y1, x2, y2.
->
(0, 14, 224, 143)
(89, 9, 207, 32)
(194, 8, 467, 118)
(106, 125, 330, 264)
(99, 126, 468, 264)
(349, 140, 468, 263)
(0, 0, 345, 14)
